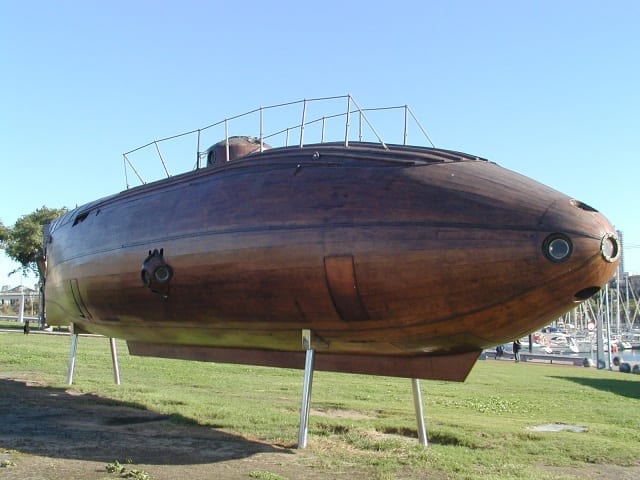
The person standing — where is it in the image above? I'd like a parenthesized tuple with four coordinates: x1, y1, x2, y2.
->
(512, 339, 522, 362)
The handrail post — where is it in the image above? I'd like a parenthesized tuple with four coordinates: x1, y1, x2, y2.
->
(123, 155, 129, 189)
(224, 119, 230, 162)
(154, 141, 170, 178)
(299, 99, 307, 148)
(344, 95, 351, 147)
(403, 105, 409, 146)
(196, 129, 201, 169)
(259, 107, 264, 152)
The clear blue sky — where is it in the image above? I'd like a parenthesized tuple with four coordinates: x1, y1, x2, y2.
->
(1, 0, 639, 288)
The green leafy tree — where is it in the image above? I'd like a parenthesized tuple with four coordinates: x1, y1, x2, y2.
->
(0, 220, 9, 245)
(4, 206, 67, 281)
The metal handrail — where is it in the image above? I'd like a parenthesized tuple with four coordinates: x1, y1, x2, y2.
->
(122, 95, 435, 188)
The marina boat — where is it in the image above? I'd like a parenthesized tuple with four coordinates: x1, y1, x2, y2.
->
(531, 332, 580, 354)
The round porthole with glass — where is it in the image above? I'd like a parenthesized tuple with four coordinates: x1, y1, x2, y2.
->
(542, 233, 572, 263)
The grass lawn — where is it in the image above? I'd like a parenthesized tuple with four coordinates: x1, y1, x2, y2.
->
(1, 330, 639, 479)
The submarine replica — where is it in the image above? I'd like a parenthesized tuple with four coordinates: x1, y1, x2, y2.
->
(44, 95, 620, 383)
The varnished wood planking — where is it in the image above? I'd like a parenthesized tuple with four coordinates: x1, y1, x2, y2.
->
(45, 142, 619, 381)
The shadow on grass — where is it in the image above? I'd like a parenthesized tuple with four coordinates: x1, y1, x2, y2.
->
(550, 375, 640, 399)
(0, 378, 288, 464)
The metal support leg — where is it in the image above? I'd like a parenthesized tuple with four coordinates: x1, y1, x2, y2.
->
(18, 289, 25, 325)
(66, 333, 79, 385)
(297, 348, 315, 448)
(109, 338, 121, 385)
(412, 378, 428, 446)
(298, 329, 315, 448)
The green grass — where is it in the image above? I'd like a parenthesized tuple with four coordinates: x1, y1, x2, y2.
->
(1, 332, 639, 479)
(0, 320, 27, 330)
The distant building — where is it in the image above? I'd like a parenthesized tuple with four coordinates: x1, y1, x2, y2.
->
(0, 285, 39, 306)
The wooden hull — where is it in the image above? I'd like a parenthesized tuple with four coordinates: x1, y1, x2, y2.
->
(45, 143, 619, 380)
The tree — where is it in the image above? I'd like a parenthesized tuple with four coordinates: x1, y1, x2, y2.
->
(4, 206, 67, 282)
(0, 220, 9, 245)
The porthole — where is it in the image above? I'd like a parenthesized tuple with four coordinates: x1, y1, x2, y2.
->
(574, 286, 600, 301)
(542, 233, 573, 263)
(600, 233, 619, 263)
(154, 266, 172, 283)
(570, 199, 598, 213)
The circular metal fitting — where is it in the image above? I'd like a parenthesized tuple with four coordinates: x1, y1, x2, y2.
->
(600, 233, 620, 263)
(141, 248, 173, 296)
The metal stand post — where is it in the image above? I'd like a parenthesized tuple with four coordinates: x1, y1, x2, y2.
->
(109, 338, 121, 385)
(18, 287, 25, 325)
(412, 378, 428, 446)
(297, 330, 315, 449)
(596, 298, 606, 369)
(66, 333, 121, 386)
(66, 333, 79, 385)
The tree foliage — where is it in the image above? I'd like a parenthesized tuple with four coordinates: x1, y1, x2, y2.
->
(0, 220, 9, 245)
(4, 206, 67, 280)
